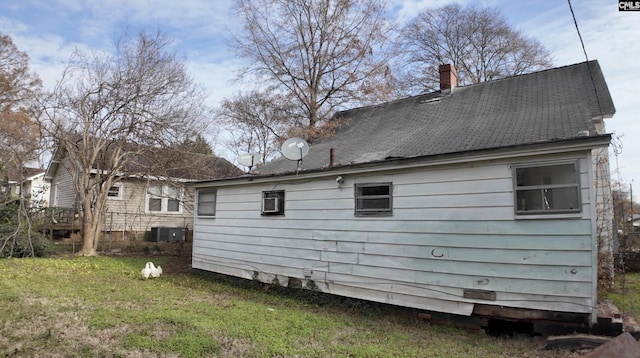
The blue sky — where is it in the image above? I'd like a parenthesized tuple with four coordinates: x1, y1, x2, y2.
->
(1, 0, 638, 188)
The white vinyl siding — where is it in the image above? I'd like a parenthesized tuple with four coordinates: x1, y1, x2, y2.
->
(104, 180, 194, 233)
(49, 161, 76, 209)
(47, 157, 196, 233)
(193, 154, 595, 317)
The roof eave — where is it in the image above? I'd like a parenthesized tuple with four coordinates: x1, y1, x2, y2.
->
(192, 134, 612, 188)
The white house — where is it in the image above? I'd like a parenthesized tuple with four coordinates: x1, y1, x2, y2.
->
(2, 167, 49, 207)
(45, 147, 241, 240)
(191, 61, 616, 327)
(23, 170, 49, 207)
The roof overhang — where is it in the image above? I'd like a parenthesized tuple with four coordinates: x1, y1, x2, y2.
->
(43, 146, 63, 182)
(192, 134, 612, 188)
(25, 172, 45, 182)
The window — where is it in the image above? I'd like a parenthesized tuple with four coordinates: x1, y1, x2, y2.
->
(355, 182, 392, 216)
(514, 161, 580, 215)
(107, 184, 123, 199)
(197, 189, 217, 216)
(166, 186, 180, 212)
(147, 184, 182, 213)
(53, 184, 59, 207)
(148, 185, 162, 212)
(262, 190, 285, 215)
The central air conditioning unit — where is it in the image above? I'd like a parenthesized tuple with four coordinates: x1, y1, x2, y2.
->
(150, 227, 186, 242)
(262, 197, 279, 213)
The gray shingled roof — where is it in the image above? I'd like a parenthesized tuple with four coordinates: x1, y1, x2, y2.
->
(3, 166, 44, 183)
(255, 60, 615, 175)
(45, 143, 243, 182)
(125, 148, 243, 180)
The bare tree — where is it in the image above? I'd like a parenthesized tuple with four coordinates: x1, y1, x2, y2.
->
(38, 31, 210, 256)
(613, 182, 640, 232)
(218, 90, 295, 165)
(230, 0, 396, 133)
(398, 4, 553, 94)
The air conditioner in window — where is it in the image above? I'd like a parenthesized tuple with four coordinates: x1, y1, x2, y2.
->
(262, 197, 279, 213)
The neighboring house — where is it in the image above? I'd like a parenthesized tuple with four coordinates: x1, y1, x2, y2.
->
(44, 147, 241, 240)
(1, 166, 49, 207)
(191, 61, 616, 327)
(629, 214, 640, 232)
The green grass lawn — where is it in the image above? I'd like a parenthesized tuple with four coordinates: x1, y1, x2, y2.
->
(0, 256, 590, 357)
(605, 272, 640, 320)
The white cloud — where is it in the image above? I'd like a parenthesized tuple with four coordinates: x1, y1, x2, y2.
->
(187, 58, 250, 106)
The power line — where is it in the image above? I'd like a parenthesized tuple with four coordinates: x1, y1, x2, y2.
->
(567, 0, 603, 122)
(567, 0, 589, 62)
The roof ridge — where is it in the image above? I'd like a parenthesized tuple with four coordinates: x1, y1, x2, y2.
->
(335, 61, 597, 117)
(463, 60, 597, 87)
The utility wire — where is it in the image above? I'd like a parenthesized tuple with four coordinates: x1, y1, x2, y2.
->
(567, 0, 603, 116)
(567, 0, 589, 62)
(569, 0, 625, 323)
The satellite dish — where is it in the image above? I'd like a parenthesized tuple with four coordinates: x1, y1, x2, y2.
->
(281, 137, 309, 174)
(281, 138, 309, 160)
(237, 153, 261, 172)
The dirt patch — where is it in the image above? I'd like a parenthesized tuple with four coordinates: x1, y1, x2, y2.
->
(154, 254, 192, 273)
(51, 240, 193, 258)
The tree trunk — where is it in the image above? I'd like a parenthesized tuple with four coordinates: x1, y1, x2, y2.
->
(79, 196, 103, 256)
(80, 219, 98, 256)
(308, 103, 317, 129)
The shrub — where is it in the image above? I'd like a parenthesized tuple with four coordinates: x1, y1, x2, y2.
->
(0, 198, 50, 258)
(0, 227, 50, 258)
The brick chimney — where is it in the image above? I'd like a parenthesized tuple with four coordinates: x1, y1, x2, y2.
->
(439, 64, 457, 91)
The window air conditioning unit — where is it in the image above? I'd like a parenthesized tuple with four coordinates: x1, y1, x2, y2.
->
(150, 227, 186, 242)
(262, 197, 279, 213)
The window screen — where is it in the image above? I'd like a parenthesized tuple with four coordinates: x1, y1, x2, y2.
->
(514, 162, 580, 214)
(197, 190, 217, 216)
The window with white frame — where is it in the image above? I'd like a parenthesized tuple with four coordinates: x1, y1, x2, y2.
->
(147, 184, 182, 213)
(355, 182, 393, 216)
(53, 184, 59, 207)
(166, 186, 180, 212)
(197, 189, 217, 216)
(107, 183, 123, 200)
(514, 161, 581, 215)
(261, 190, 285, 216)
